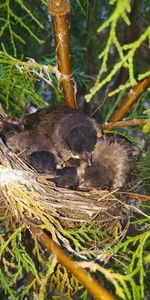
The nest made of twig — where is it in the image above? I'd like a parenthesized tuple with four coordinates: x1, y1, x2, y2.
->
(0, 138, 131, 239)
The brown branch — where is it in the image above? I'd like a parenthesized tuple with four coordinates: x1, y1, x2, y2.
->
(48, 0, 77, 109)
(110, 70, 150, 122)
(103, 119, 147, 131)
(116, 192, 150, 202)
(29, 224, 116, 300)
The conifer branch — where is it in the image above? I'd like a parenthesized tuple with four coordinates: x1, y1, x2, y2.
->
(29, 224, 116, 300)
(85, 0, 150, 104)
(0, 0, 44, 56)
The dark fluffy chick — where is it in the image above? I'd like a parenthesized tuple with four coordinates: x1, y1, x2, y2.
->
(27, 150, 56, 175)
(79, 139, 131, 190)
(52, 167, 79, 189)
(24, 105, 102, 165)
(4, 129, 61, 168)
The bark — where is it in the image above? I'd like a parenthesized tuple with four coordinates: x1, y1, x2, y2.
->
(103, 119, 147, 131)
(110, 71, 150, 122)
(48, 0, 77, 109)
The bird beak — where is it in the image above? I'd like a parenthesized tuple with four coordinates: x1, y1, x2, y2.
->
(82, 151, 92, 166)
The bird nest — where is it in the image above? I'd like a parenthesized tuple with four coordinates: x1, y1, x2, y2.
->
(0, 138, 131, 243)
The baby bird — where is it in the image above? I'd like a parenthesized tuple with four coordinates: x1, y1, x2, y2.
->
(4, 129, 63, 169)
(53, 167, 79, 189)
(79, 139, 131, 190)
(27, 150, 56, 175)
(24, 105, 102, 166)
(26, 151, 78, 189)
(27, 152, 79, 189)
(26, 152, 79, 189)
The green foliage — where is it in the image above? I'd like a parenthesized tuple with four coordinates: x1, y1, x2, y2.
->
(0, 1, 150, 299)
(0, 0, 47, 57)
(85, 0, 150, 102)
(0, 50, 46, 115)
(61, 223, 109, 256)
(0, 49, 64, 115)
(143, 109, 150, 133)
(143, 119, 150, 134)
(0, 225, 57, 299)
(0, 0, 55, 114)
(0, 0, 149, 117)
(0, 223, 107, 298)
(136, 152, 150, 194)
(0, 212, 150, 299)
(107, 230, 150, 300)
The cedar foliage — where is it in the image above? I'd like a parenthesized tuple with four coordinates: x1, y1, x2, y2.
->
(0, 0, 150, 299)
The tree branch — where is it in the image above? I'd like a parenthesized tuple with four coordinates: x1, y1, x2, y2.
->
(103, 119, 147, 131)
(117, 192, 150, 202)
(48, 0, 77, 109)
(29, 224, 116, 300)
(110, 70, 150, 122)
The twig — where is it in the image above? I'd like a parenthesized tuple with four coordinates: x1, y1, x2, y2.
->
(29, 224, 116, 300)
(48, 0, 77, 109)
(117, 192, 150, 202)
(110, 69, 150, 122)
(103, 119, 147, 130)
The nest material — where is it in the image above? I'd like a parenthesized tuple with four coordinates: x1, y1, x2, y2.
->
(0, 139, 129, 237)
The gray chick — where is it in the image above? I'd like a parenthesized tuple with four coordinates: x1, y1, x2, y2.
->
(79, 139, 131, 190)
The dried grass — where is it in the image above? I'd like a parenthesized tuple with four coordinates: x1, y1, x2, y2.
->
(0, 138, 131, 240)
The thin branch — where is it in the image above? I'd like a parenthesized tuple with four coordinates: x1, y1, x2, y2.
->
(48, 0, 77, 109)
(29, 224, 116, 300)
(110, 69, 150, 122)
(116, 192, 150, 202)
(103, 119, 147, 130)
